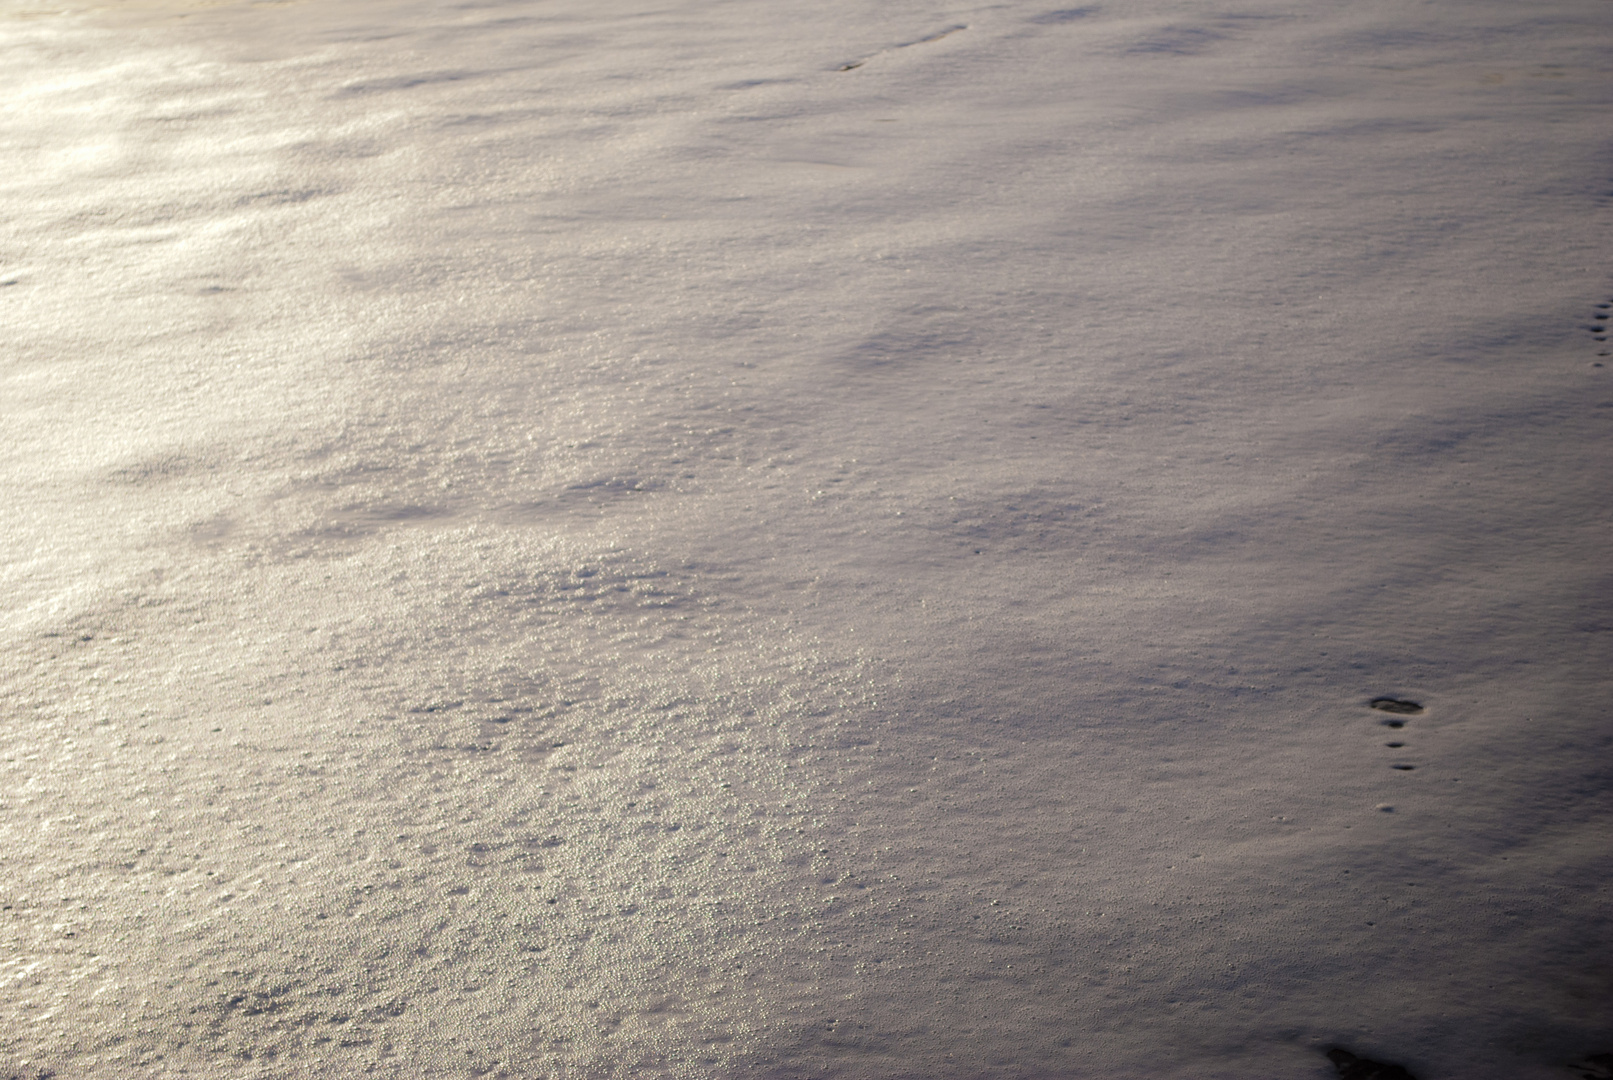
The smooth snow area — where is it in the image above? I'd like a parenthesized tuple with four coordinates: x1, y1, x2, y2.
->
(1, 0, 1610, 1076)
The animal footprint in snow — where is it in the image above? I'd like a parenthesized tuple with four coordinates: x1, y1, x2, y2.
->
(1589, 300, 1610, 351)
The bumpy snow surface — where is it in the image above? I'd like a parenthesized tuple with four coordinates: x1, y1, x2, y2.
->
(2, 0, 1610, 1076)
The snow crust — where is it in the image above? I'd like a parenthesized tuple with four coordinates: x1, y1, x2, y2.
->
(1, 0, 1610, 1075)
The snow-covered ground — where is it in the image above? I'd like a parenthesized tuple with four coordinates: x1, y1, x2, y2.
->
(2, 0, 1609, 1076)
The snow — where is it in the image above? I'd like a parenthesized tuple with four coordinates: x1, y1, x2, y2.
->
(1, 0, 1609, 1076)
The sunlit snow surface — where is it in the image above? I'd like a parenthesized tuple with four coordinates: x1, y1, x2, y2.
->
(2, 0, 1610, 1075)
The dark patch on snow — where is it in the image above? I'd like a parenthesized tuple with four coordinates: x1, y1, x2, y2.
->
(1571, 1052, 1613, 1079)
(1326, 1047, 1417, 1079)
(236, 187, 333, 207)
(1127, 25, 1225, 55)
(408, 700, 462, 714)
(1031, 8, 1099, 23)
(337, 69, 481, 95)
(1369, 697, 1423, 715)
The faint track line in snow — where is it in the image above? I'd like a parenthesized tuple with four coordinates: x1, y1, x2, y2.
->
(836, 24, 968, 71)
(901, 24, 968, 47)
